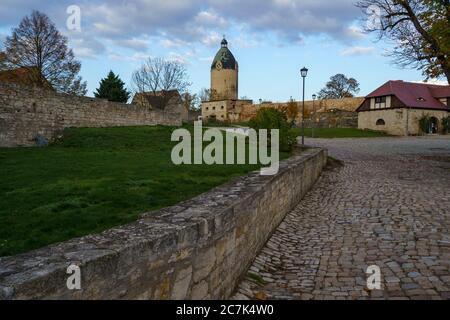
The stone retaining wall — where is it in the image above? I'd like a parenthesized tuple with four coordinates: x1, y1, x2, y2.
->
(304, 109, 358, 128)
(0, 83, 182, 147)
(0, 148, 327, 300)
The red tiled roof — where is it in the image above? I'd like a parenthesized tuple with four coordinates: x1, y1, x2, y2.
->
(366, 80, 450, 110)
(0, 67, 53, 89)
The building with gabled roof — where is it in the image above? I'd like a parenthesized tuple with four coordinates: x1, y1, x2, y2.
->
(0, 66, 53, 90)
(357, 80, 450, 135)
(132, 90, 188, 121)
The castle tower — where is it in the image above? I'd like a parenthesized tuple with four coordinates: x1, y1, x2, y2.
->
(211, 37, 238, 100)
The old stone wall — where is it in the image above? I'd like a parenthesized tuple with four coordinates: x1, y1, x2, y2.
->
(211, 69, 238, 100)
(0, 83, 182, 147)
(0, 148, 327, 300)
(358, 108, 450, 136)
(188, 110, 202, 122)
(304, 109, 358, 128)
(237, 97, 364, 122)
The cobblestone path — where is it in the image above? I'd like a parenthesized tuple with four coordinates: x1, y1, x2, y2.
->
(234, 137, 450, 300)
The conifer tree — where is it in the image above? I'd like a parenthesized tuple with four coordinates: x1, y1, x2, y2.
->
(95, 71, 130, 103)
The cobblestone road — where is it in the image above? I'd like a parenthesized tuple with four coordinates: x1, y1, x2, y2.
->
(234, 136, 450, 300)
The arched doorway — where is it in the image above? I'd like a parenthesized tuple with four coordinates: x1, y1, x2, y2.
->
(429, 117, 438, 134)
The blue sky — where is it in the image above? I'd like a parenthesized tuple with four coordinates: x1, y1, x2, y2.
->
(0, 0, 436, 102)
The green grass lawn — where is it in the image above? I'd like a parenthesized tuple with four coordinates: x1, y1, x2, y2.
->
(0, 125, 289, 257)
(292, 127, 390, 138)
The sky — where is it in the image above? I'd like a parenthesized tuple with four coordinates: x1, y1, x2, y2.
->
(0, 0, 441, 102)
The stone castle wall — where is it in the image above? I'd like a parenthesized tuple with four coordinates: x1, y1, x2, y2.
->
(0, 148, 327, 300)
(305, 109, 358, 128)
(236, 97, 364, 122)
(0, 83, 182, 147)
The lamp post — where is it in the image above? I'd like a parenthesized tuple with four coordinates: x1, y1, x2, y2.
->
(300, 67, 308, 145)
(312, 94, 317, 139)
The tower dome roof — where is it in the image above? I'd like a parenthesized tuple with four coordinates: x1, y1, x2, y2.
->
(211, 38, 238, 70)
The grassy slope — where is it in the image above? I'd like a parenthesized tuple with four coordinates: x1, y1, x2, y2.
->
(0, 125, 288, 257)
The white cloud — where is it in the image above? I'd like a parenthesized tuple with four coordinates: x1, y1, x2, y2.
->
(199, 56, 214, 62)
(70, 36, 106, 59)
(167, 52, 189, 65)
(114, 39, 149, 51)
(0, 0, 366, 58)
(160, 38, 188, 48)
(201, 32, 222, 47)
(194, 10, 228, 28)
(340, 46, 376, 56)
(108, 52, 152, 62)
(345, 26, 366, 40)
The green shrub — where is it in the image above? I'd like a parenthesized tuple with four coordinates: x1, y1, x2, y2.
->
(419, 115, 431, 134)
(248, 108, 297, 152)
(442, 116, 450, 135)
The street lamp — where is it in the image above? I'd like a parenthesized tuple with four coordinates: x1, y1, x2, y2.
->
(312, 94, 317, 139)
(300, 67, 308, 145)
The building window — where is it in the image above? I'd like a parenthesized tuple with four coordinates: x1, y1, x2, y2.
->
(206, 107, 209, 110)
(376, 119, 386, 126)
(221, 106, 224, 109)
(374, 96, 387, 109)
(213, 107, 216, 110)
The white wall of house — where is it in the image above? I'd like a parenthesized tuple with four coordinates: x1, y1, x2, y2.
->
(369, 96, 392, 110)
(358, 108, 449, 136)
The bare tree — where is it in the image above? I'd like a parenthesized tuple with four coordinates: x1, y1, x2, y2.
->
(181, 92, 201, 111)
(132, 57, 191, 107)
(2, 10, 87, 95)
(198, 88, 219, 102)
(317, 74, 360, 99)
(356, 0, 450, 83)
